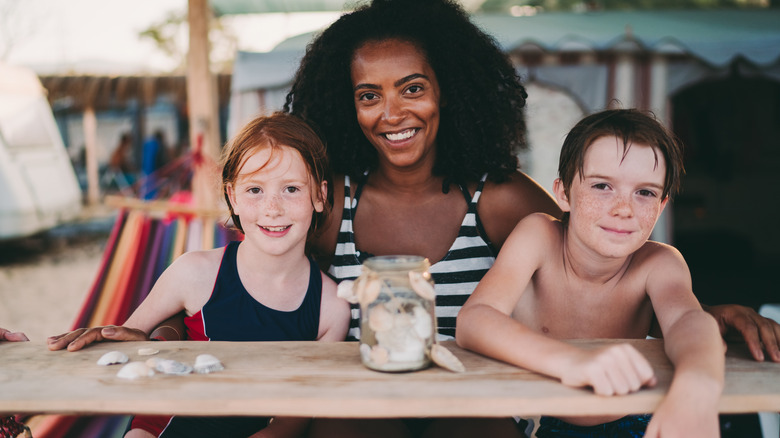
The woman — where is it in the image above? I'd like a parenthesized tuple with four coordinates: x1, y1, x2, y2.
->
(287, 0, 780, 357)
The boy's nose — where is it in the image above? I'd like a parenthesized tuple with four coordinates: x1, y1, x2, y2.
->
(611, 195, 633, 217)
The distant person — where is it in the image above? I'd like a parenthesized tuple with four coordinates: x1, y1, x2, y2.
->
(457, 109, 725, 437)
(140, 130, 169, 199)
(105, 132, 136, 192)
(109, 132, 136, 175)
(48, 113, 351, 438)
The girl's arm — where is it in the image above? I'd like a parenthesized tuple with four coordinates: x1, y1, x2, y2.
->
(316, 273, 350, 342)
(48, 249, 220, 351)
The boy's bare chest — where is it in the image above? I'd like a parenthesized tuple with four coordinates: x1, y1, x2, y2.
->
(514, 268, 655, 339)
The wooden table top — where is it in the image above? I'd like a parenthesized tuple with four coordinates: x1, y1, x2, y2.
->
(1, 339, 778, 418)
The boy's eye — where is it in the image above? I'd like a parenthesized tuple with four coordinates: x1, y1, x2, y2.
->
(592, 183, 609, 190)
(637, 189, 657, 197)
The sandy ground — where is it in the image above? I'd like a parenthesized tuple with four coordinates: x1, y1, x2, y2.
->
(0, 206, 116, 342)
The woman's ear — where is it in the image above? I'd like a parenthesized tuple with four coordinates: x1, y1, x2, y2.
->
(553, 178, 571, 213)
(314, 180, 327, 213)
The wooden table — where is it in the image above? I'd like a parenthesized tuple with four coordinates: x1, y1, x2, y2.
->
(1, 339, 778, 418)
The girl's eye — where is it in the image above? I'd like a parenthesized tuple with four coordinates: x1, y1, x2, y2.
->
(248, 187, 261, 194)
(284, 186, 300, 194)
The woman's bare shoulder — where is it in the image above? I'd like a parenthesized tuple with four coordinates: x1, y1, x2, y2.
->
(478, 171, 562, 250)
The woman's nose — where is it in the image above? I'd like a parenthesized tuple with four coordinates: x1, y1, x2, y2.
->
(382, 96, 405, 124)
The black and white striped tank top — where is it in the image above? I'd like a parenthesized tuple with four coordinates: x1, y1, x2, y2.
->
(328, 174, 497, 341)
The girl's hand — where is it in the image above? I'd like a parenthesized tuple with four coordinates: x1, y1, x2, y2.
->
(47, 326, 148, 351)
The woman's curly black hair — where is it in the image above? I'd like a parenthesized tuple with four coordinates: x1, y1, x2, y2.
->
(283, 0, 528, 185)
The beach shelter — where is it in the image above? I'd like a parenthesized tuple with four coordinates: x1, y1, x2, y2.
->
(227, 8, 780, 245)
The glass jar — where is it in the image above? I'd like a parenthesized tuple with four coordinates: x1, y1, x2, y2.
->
(357, 255, 437, 372)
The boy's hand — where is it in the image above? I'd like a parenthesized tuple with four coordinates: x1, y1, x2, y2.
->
(47, 326, 148, 351)
(560, 344, 657, 396)
(644, 374, 721, 438)
(0, 328, 29, 342)
(705, 304, 780, 362)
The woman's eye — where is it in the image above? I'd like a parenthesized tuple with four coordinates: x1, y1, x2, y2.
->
(358, 92, 378, 101)
(405, 84, 423, 94)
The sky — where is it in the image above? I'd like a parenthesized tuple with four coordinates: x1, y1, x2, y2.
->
(1, 0, 340, 74)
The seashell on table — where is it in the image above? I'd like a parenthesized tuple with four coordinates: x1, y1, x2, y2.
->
(193, 354, 224, 374)
(96, 351, 129, 366)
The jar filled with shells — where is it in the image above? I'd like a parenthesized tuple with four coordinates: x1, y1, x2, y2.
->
(356, 255, 436, 372)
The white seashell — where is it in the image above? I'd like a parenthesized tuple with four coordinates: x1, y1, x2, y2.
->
(145, 357, 163, 369)
(193, 354, 224, 374)
(154, 359, 193, 375)
(368, 305, 394, 332)
(336, 280, 359, 304)
(117, 361, 154, 379)
(357, 278, 382, 304)
(412, 306, 433, 339)
(430, 344, 466, 373)
(408, 271, 435, 300)
(97, 350, 129, 366)
(368, 345, 389, 366)
(360, 343, 372, 362)
(138, 347, 159, 356)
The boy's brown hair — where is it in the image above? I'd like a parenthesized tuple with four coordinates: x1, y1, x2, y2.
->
(558, 108, 685, 201)
(221, 112, 330, 235)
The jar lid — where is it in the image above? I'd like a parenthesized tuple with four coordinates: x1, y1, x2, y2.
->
(363, 255, 429, 272)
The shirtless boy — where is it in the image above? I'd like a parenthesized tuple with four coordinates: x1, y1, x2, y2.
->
(457, 109, 725, 438)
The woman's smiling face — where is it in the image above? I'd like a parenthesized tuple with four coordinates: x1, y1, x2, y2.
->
(350, 38, 441, 171)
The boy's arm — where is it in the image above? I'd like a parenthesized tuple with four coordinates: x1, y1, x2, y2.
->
(644, 245, 725, 438)
(457, 214, 655, 396)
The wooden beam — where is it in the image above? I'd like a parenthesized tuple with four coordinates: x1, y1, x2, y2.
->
(187, 0, 221, 211)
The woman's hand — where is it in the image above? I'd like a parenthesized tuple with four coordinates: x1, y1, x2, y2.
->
(705, 304, 780, 362)
(47, 325, 148, 351)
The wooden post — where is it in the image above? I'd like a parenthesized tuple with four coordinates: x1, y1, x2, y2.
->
(187, 0, 221, 211)
(83, 105, 100, 205)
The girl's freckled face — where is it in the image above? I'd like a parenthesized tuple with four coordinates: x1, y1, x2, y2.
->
(350, 38, 441, 170)
(227, 145, 324, 256)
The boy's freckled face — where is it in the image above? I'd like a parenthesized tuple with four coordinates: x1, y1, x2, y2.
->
(561, 136, 668, 259)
